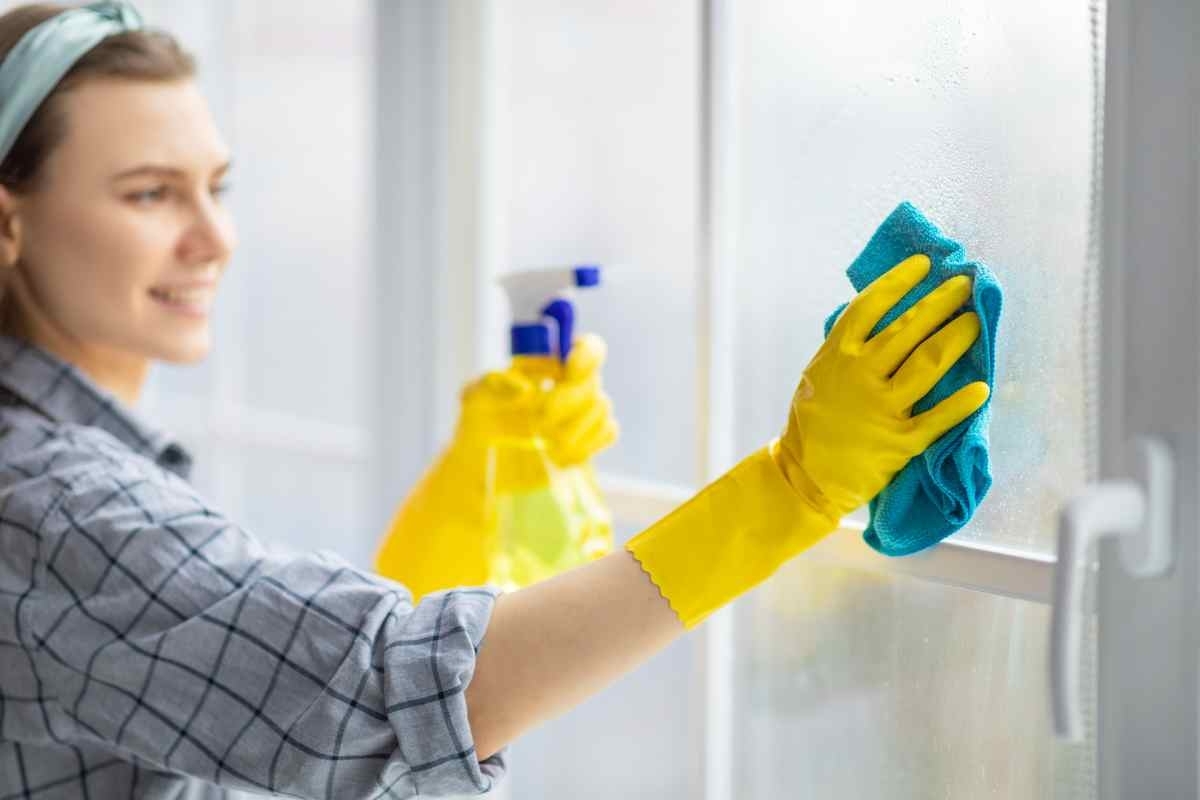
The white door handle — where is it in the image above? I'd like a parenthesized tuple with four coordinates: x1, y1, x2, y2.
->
(1050, 436, 1173, 741)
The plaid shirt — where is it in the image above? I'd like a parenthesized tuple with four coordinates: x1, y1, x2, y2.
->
(0, 336, 505, 798)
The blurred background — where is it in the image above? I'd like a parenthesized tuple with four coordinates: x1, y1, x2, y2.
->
(2, 0, 1109, 797)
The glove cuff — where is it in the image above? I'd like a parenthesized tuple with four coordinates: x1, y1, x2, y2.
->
(625, 445, 841, 629)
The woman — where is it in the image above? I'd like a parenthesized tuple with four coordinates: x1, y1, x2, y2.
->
(0, 3, 988, 798)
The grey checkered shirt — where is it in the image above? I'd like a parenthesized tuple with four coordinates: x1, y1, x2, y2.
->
(0, 336, 505, 798)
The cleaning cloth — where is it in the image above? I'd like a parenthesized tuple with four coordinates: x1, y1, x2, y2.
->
(824, 202, 1003, 555)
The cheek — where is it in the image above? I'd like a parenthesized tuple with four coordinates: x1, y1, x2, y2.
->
(28, 200, 177, 302)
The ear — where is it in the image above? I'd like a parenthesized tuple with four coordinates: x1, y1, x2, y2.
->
(0, 184, 22, 269)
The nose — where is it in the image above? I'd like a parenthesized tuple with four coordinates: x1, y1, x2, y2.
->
(178, 194, 237, 267)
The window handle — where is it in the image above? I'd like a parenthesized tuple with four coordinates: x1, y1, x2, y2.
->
(1050, 436, 1174, 741)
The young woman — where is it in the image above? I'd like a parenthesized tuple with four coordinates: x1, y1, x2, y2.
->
(0, 3, 989, 798)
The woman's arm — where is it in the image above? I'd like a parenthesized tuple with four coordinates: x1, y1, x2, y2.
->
(466, 256, 991, 760)
(13, 441, 506, 798)
(463, 442, 838, 760)
(466, 549, 681, 761)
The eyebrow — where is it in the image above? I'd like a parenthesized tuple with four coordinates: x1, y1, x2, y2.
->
(111, 160, 233, 182)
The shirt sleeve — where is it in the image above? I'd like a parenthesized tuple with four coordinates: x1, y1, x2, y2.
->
(9, 443, 506, 799)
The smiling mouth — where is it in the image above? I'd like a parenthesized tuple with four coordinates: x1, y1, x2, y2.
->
(149, 286, 214, 317)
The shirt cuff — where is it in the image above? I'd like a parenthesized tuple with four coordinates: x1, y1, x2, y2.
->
(380, 586, 506, 795)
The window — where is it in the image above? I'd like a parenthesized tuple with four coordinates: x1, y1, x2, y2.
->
(446, 0, 1108, 797)
(727, 0, 1101, 796)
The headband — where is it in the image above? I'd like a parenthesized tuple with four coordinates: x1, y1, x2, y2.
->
(0, 1, 144, 166)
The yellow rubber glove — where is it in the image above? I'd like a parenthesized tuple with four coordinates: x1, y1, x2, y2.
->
(541, 334, 620, 467)
(627, 254, 990, 628)
(373, 335, 617, 600)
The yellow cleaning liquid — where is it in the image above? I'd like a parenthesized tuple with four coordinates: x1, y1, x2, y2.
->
(487, 443, 611, 591)
(487, 357, 612, 591)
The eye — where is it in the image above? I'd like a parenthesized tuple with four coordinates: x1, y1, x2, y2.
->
(127, 185, 170, 205)
(210, 181, 232, 200)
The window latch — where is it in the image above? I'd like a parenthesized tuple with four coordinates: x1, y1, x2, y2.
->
(1050, 436, 1174, 741)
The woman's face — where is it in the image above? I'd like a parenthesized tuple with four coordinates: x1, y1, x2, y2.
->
(5, 77, 236, 369)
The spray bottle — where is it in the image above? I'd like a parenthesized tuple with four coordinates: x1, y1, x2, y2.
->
(488, 265, 614, 591)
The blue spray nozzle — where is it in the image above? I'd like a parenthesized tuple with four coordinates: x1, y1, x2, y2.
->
(574, 265, 601, 287)
(500, 264, 603, 362)
(540, 298, 576, 362)
(510, 324, 551, 357)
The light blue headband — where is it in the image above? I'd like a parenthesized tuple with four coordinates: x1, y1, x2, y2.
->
(0, 1, 144, 166)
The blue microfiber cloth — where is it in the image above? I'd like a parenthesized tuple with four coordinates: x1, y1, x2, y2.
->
(824, 202, 1002, 556)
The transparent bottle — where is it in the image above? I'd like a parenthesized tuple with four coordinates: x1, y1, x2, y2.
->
(486, 354, 612, 592)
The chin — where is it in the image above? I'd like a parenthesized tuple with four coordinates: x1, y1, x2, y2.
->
(151, 330, 213, 365)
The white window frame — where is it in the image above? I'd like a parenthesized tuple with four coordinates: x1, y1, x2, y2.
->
(1092, 0, 1200, 795)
